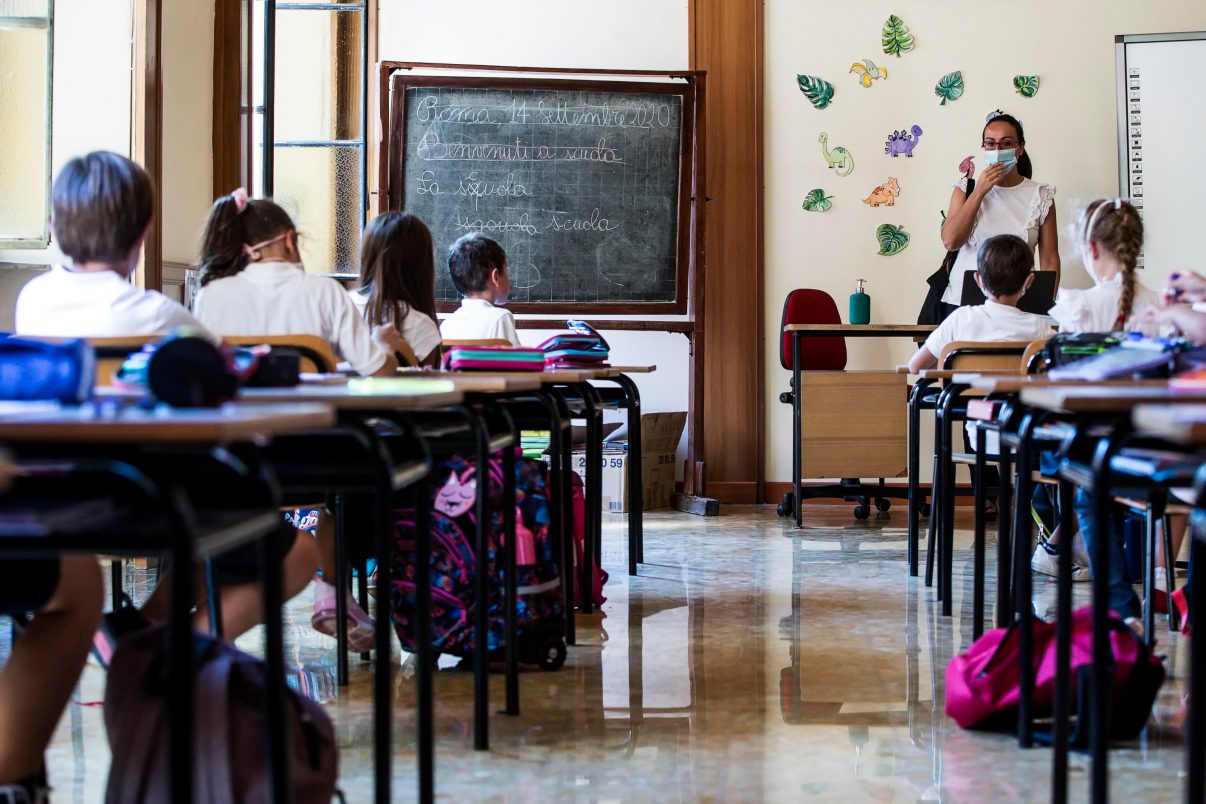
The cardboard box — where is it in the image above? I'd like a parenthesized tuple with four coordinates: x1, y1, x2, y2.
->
(571, 411, 687, 513)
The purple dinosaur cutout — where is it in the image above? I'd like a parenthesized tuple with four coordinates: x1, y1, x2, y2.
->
(884, 124, 923, 157)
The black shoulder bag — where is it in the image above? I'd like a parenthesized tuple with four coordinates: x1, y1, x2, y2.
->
(918, 178, 975, 325)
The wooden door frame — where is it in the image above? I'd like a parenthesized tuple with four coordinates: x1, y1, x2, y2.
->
(132, 0, 162, 291)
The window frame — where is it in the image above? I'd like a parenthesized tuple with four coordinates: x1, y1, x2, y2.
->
(0, 0, 55, 250)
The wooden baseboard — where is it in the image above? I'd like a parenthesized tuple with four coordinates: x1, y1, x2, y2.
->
(705, 481, 760, 504)
(763, 481, 980, 506)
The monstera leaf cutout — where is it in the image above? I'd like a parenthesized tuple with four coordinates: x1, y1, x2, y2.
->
(796, 74, 835, 110)
(935, 71, 964, 105)
(881, 15, 915, 58)
(876, 223, 910, 256)
(802, 189, 833, 212)
(1013, 75, 1040, 98)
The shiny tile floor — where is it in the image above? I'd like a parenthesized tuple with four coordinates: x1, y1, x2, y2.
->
(23, 505, 1193, 801)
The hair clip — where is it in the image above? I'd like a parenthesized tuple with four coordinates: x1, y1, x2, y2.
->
(985, 109, 1022, 127)
(230, 187, 249, 215)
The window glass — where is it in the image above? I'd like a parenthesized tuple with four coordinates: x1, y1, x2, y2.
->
(273, 144, 361, 273)
(0, 2, 51, 247)
(275, 8, 361, 142)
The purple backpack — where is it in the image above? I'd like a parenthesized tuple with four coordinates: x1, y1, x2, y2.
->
(103, 624, 338, 803)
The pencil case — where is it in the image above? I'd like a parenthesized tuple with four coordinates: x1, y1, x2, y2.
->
(0, 335, 94, 404)
(444, 346, 547, 372)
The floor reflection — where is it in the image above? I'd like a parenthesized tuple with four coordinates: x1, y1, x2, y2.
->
(13, 506, 1196, 801)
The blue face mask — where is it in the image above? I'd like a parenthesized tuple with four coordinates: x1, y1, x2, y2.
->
(985, 147, 1018, 174)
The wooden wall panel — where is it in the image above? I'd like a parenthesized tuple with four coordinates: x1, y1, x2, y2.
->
(690, 0, 764, 502)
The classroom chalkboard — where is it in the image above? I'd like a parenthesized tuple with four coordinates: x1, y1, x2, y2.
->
(385, 74, 697, 314)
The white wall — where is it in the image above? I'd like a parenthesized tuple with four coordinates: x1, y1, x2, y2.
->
(378, 0, 694, 469)
(764, 0, 1206, 483)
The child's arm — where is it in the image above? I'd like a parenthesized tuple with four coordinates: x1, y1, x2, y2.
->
(908, 345, 938, 374)
(1141, 304, 1206, 344)
(498, 312, 522, 347)
(1038, 206, 1061, 285)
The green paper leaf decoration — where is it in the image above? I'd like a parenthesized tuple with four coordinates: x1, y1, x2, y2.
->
(881, 15, 915, 58)
(796, 74, 835, 110)
(935, 71, 964, 106)
(802, 189, 834, 212)
(876, 223, 910, 256)
(1013, 74, 1040, 98)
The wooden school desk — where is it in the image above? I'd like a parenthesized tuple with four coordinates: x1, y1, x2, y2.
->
(0, 401, 334, 804)
(239, 379, 463, 803)
(1132, 403, 1206, 803)
(782, 324, 934, 528)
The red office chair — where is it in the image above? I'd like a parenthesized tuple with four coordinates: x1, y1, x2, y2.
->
(777, 289, 905, 519)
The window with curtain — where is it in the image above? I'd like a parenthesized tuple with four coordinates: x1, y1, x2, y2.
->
(252, 0, 366, 274)
(0, 0, 53, 248)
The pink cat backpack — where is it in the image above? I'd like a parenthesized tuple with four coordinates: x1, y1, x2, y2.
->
(390, 454, 567, 669)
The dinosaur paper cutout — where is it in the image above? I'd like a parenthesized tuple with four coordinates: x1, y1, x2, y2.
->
(818, 132, 854, 177)
(958, 155, 975, 180)
(884, 125, 923, 157)
(862, 177, 900, 207)
(849, 60, 888, 87)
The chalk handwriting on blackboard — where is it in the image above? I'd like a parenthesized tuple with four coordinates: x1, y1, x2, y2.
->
(398, 85, 683, 305)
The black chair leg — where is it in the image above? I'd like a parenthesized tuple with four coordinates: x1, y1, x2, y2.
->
(358, 559, 370, 662)
(926, 454, 940, 590)
(110, 559, 123, 609)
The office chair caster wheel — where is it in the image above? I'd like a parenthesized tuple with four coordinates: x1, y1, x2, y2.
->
(536, 635, 567, 671)
(853, 504, 871, 520)
(776, 502, 789, 517)
(875, 498, 892, 513)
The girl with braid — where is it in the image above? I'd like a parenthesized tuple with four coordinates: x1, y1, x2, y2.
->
(1049, 198, 1160, 335)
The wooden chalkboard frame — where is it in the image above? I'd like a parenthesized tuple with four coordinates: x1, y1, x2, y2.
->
(378, 63, 702, 317)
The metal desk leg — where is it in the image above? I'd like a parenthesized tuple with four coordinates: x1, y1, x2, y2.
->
(1014, 412, 1038, 748)
(1089, 435, 1123, 804)
(548, 389, 576, 647)
(973, 424, 986, 639)
(907, 381, 931, 577)
(260, 521, 290, 804)
(1052, 477, 1076, 804)
(333, 493, 350, 686)
(407, 462, 432, 804)
(468, 406, 491, 751)
(578, 383, 603, 615)
(1188, 478, 1206, 803)
(611, 373, 644, 573)
(502, 423, 519, 717)
(792, 331, 802, 529)
(996, 445, 1014, 629)
(167, 489, 196, 804)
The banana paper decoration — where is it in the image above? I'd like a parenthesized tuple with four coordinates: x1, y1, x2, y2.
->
(849, 60, 888, 87)
(876, 223, 910, 256)
(796, 74, 835, 110)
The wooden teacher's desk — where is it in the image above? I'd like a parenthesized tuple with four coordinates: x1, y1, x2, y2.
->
(781, 323, 935, 528)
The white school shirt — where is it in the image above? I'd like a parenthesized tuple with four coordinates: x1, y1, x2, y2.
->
(14, 265, 218, 342)
(942, 177, 1056, 305)
(1049, 275, 1161, 336)
(193, 261, 388, 376)
(925, 300, 1054, 452)
(347, 289, 442, 363)
(439, 298, 522, 346)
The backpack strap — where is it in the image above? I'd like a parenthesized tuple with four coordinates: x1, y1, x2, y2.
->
(195, 648, 237, 803)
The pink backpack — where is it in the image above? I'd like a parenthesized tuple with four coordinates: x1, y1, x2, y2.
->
(570, 473, 608, 606)
(946, 606, 1164, 742)
(104, 624, 338, 803)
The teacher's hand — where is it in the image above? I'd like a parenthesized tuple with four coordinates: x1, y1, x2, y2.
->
(974, 162, 1009, 196)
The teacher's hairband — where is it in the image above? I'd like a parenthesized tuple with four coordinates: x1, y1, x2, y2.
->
(230, 187, 249, 215)
(985, 109, 1022, 126)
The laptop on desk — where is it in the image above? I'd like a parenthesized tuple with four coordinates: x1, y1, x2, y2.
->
(960, 270, 1057, 315)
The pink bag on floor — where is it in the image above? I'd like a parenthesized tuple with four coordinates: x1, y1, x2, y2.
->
(945, 606, 1163, 740)
(571, 473, 608, 607)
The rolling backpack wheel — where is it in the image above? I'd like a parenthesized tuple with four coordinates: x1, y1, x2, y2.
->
(776, 501, 789, 517)
(536, 632, 567, 671)
(875, 498, 892, 512)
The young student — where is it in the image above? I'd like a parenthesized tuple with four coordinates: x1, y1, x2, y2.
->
(1035, 199, 1161, 583)
(14, 152, 319, 662)
(15, 152, 216, 341)
(193, 191, 402, 377)
(350, 211, 442, 367)
(908, 234, 1055, 373)
(440, 232, 522, 346)
(1049, 199, 1159, 335)
(0, 558, 101, 801)
(193, 190, 395, 649)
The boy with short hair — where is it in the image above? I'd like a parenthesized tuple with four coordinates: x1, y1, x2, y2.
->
(908, 233, 1054, 373)
(439, 232, 522, 346)
(15, 151, 216, 341)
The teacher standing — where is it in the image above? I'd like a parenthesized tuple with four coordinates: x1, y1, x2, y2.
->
(939, 111, 1060, 318)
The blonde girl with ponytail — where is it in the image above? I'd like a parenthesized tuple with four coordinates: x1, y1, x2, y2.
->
(1049, 198, 1160, 334)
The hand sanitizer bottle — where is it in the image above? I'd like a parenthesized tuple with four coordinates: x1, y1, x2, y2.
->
(850, 278, 870, 325)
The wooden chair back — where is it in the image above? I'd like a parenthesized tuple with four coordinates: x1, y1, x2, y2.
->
(224, 335, 339, 373)
(938, 340, 1032, 374)
(1021, 338, 1050, 374)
